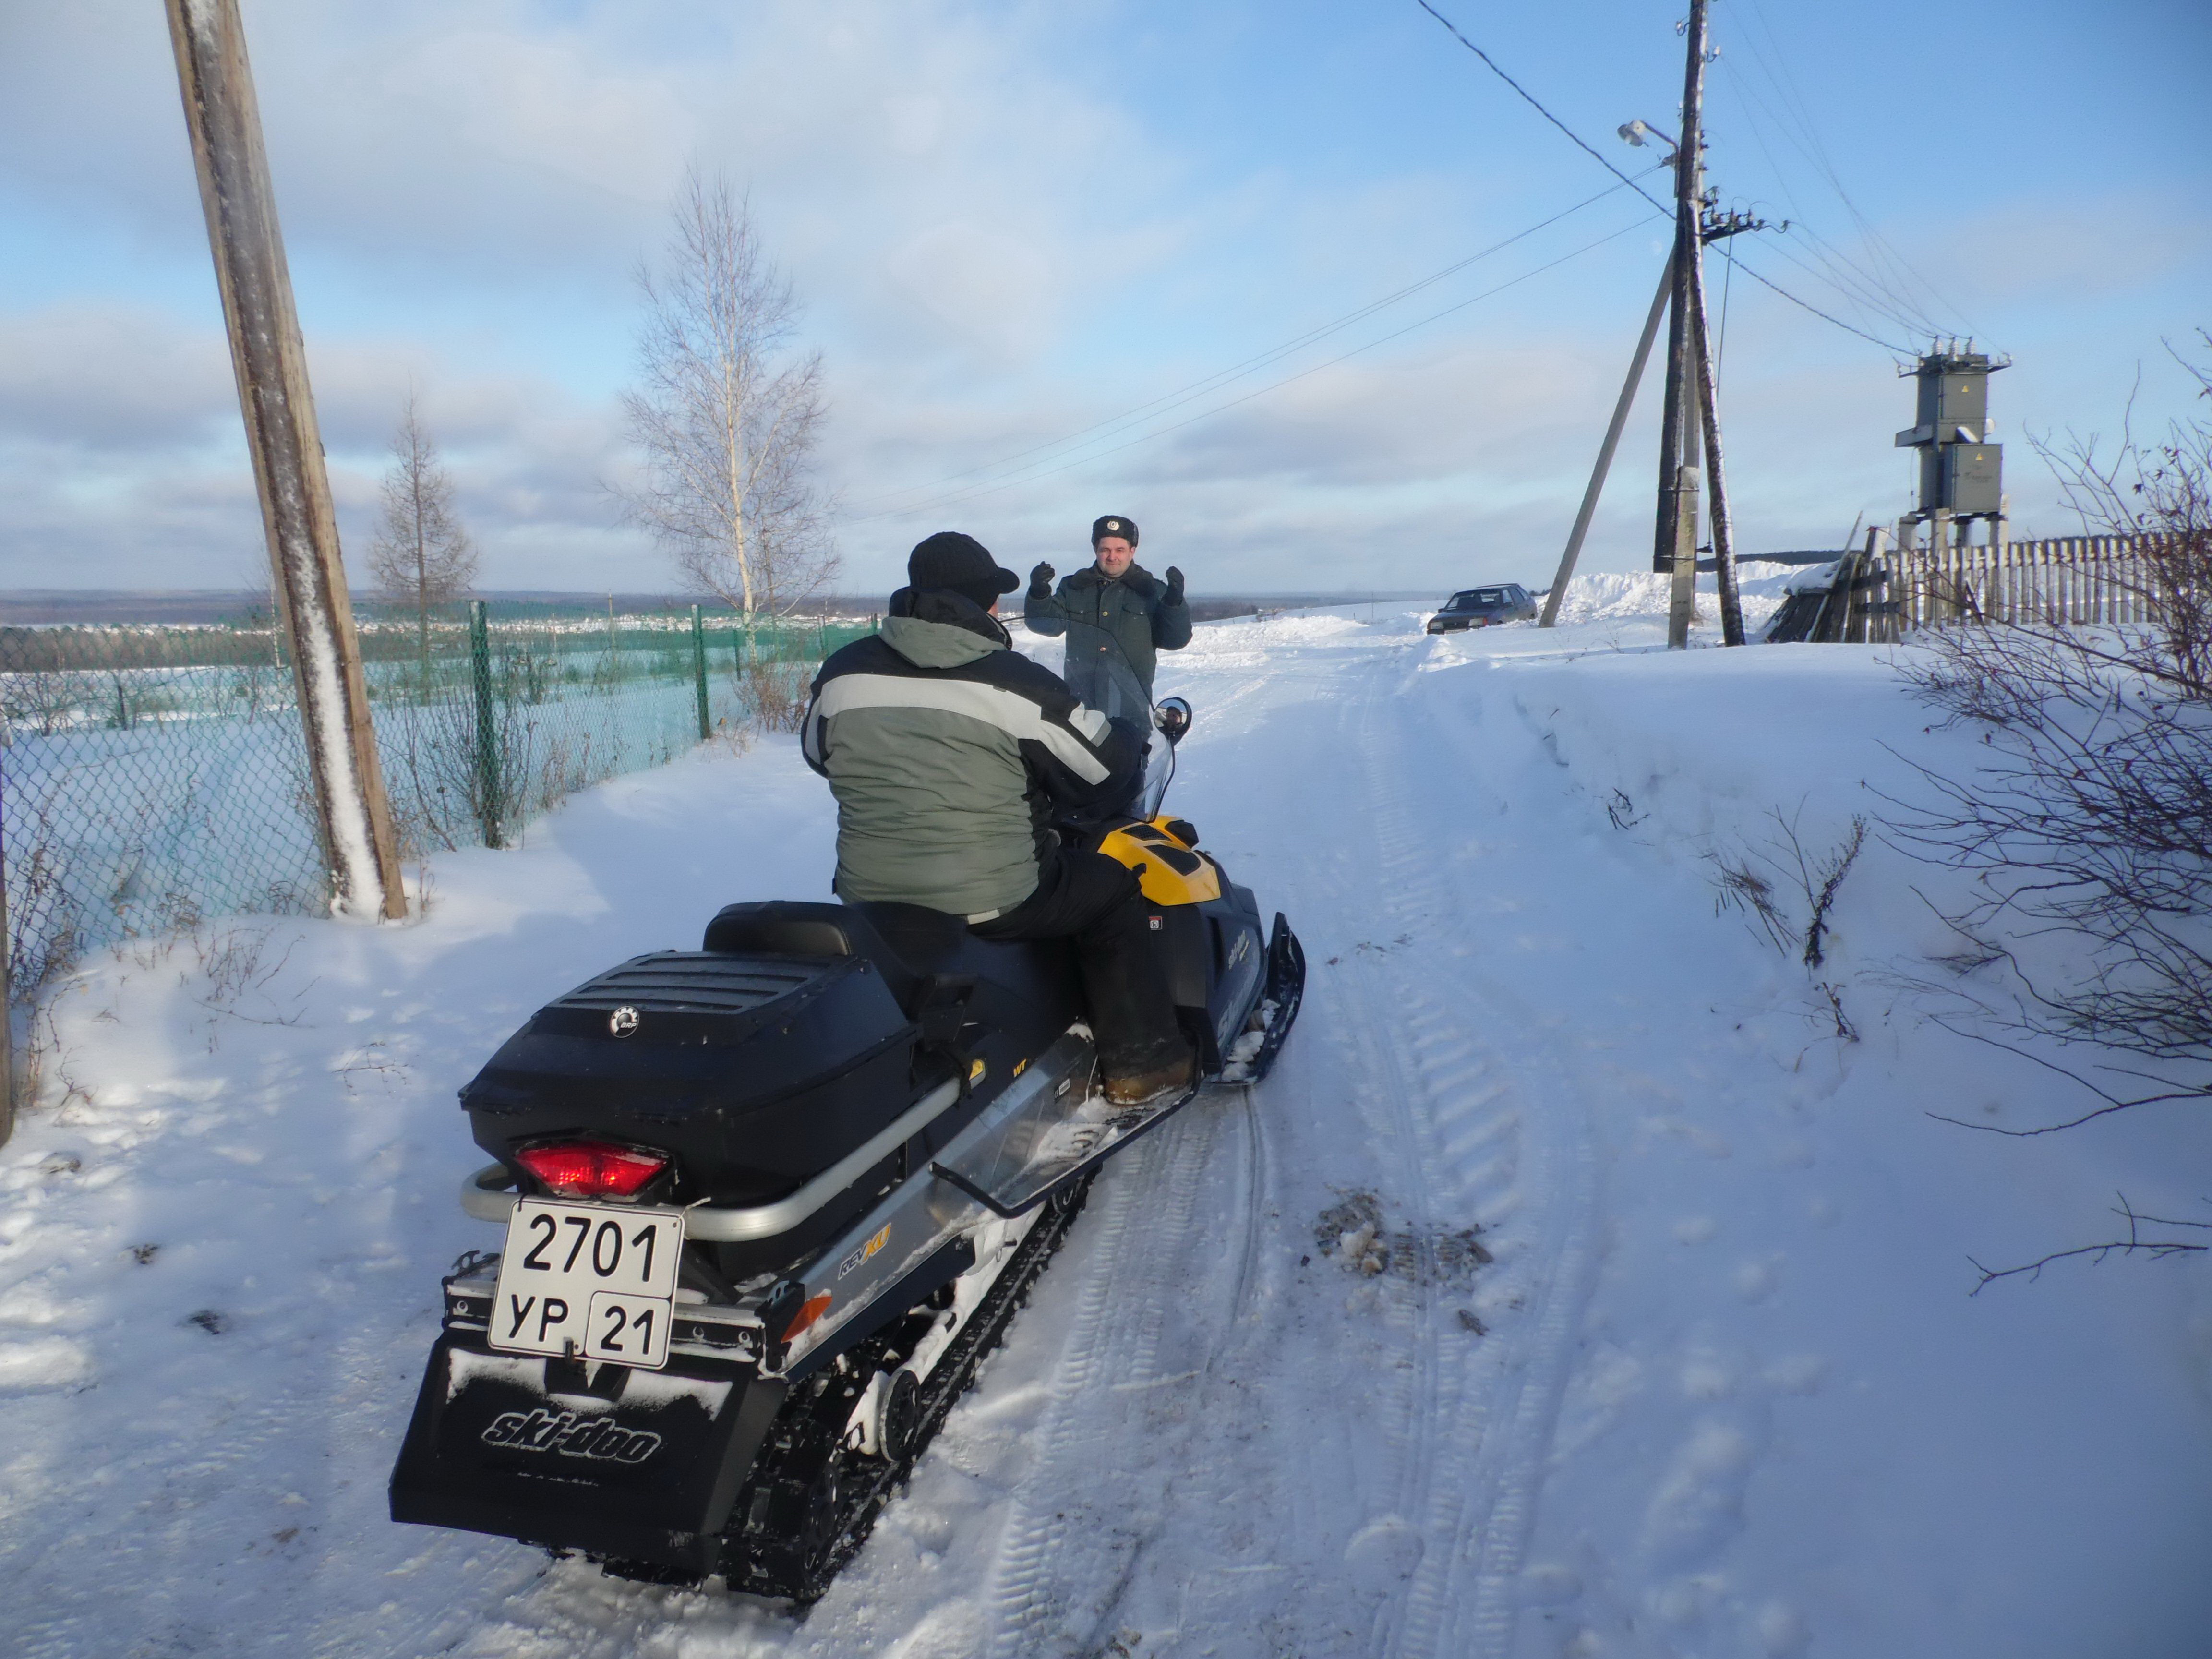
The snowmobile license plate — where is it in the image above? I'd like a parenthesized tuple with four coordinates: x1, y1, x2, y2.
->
(489, 1200, 685, 1370)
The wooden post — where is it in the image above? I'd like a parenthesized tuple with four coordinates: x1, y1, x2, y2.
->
(1689, 254, 1746, 646)
(1656, 0, 1711, 651)
(1673, 461, 1703, 635)
(165, 0, 404, 920)
(1539, 259, 1672, 628)
(1863, 525, 1892, 643)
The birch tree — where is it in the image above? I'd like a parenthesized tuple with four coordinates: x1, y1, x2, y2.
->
(367, 392, 477, 669)
(618, 172, 837, 632)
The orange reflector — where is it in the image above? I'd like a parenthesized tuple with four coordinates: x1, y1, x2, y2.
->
(782, 1291, 833, 1343)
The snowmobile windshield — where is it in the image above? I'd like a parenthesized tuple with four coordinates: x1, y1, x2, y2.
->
(1061, 644, 1154, 729)
(1132, 728, 1177, 821)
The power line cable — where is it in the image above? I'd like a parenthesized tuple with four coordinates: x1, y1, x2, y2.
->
(1711, 66, 1946, 340)
(845, 168, 1659, 516)
(1741, 1, 1969, 331)
(1411, 0, 1671, 216)
(1409, 0, 1917, 355)
(1709, 240, 1909, 352)
(1716, 242, 1734, 385)
(1727, 0, 1981, 340)
(852, 211, 1662, 523)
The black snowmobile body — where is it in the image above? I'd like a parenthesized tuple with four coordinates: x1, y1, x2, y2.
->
(389, 711, 1303, 1599)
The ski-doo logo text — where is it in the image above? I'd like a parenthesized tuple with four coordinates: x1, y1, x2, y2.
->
(480, 1408, 661, 1464)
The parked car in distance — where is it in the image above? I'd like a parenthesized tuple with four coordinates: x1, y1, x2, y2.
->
(1426, 584, 1538, 633)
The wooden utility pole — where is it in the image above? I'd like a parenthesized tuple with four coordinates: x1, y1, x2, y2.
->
(1539, 258, 1674, 628)
(1689, 251, 1746, 645)
(1655, 0, 1712, 650)
(166, 0, 405, 920)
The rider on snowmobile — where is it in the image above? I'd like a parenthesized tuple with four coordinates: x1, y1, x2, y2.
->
(1022, 515, 1191, 722)
(802, 531, 1197, 1106)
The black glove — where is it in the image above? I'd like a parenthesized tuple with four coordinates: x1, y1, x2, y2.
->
(1165, 565, 1185, 602)
(1029, 561, 1055, 593)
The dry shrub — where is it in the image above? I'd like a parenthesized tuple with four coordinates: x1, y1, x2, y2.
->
(1887, 335, 2212, 1122)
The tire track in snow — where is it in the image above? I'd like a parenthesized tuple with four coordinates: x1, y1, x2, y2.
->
(1391, 659, 1604, 1659)
(1340, 651, 1526, 1659)
(1226, 1086, 1267, 1326)
(1343, 650, 1603, 1659)
(980, 1101, 1239, 1657)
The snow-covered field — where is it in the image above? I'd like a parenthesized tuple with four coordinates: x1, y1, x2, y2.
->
(4, 593, 2209, 1658)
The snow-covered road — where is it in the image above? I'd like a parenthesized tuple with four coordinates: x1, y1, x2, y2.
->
(5, 602, 2210, 1658)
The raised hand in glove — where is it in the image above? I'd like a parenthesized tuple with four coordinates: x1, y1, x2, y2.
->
(1165, 565, 1186, 602)
(1029, 561, 1055, 592)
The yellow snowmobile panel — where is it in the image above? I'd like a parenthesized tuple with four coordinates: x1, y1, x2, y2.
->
(1095, 818, 1223, 907)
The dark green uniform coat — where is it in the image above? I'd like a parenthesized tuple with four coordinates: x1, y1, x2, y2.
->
(1024, 562, 1191, 717)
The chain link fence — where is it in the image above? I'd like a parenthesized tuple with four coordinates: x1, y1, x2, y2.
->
(0, 600, 872, 1008)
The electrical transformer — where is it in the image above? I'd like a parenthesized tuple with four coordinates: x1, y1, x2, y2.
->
(1896, 349, 2006, 521)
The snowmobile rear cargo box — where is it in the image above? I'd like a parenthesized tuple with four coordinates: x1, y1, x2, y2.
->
(459, 949, 919, 1209)
(458, 902, 1085, 1216)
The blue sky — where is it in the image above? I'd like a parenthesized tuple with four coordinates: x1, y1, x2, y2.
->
(2, 0, 2206, 597)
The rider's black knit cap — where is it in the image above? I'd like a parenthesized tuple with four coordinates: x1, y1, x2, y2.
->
(908, 531, 1020, 609)
(1091, 515, 1139, 546)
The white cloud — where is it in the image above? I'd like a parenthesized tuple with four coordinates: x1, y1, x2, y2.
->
(2, 0, 2200, 597)
(883, 222, 1062, 362)
(0, 304, 236, 452)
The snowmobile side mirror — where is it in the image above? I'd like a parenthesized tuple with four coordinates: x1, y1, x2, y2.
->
(1156, 697, 1192, 746)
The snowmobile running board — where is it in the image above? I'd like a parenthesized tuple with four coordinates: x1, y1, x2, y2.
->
(928, 1075, 1202, 1219)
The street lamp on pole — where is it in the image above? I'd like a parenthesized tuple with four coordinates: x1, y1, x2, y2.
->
(1617, 118, 1679, 156)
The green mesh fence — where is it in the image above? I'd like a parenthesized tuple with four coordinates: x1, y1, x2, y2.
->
(0, 601, 874, 1001)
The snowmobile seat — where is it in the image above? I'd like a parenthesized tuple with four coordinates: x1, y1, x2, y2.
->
(701, 901, 1079, 1031)
(702, 901, 926, 1007)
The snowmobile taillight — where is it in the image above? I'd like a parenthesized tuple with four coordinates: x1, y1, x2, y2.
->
(514, 1140, 669, 1201)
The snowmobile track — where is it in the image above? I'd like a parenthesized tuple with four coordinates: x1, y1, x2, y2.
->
(1226, 1083, 1267, 1328)
(1346, 654, 1604, 1659)
(1346, 673, 1464, 1659)
(980, 1105, 1228, 1657)
(1388, 657, 1603, 1659)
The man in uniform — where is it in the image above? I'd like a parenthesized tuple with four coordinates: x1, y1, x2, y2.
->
(1023, 515, 1191, 720)
(803, 531, 1195, 1105)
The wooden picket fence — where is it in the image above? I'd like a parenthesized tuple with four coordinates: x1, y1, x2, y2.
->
(1893, 533, 2177, 630)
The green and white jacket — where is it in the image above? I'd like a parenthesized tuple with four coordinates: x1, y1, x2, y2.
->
(802, 589, 1146, 919)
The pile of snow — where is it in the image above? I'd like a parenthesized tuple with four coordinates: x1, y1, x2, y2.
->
(1537, 561, 1799, 632)
(2, 607, 2207, 1657)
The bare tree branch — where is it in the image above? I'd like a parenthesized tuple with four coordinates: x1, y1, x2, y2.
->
(1882, 333, 2212, 1126)
(367, 390, 477, 667)
(613, 171, 839, 626)
(1968, 1193, 2210, 1294)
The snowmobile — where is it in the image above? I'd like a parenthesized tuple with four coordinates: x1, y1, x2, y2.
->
(387, 695, 1303, 1601)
